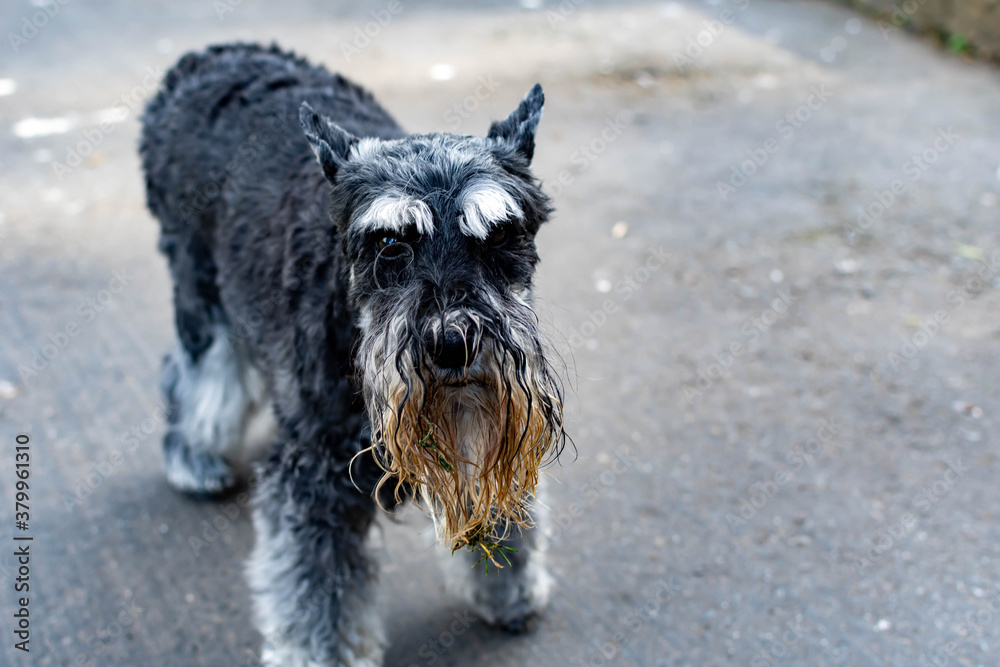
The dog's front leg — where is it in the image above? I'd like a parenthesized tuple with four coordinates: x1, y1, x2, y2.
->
(439, 495, 552, 633)
(246, 438, 384, 667)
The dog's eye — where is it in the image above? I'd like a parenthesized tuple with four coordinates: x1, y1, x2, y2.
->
(376, 235, 408, 258)
(485, 225, 510, 247)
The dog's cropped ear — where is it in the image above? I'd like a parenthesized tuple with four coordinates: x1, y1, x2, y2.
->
(487, 83, 544, 163)
(299, 102, 357, 181)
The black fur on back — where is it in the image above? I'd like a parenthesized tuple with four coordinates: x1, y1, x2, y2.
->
(140, 43, 406, 492)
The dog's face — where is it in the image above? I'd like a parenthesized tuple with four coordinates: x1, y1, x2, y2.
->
(300, 86, 564, 553)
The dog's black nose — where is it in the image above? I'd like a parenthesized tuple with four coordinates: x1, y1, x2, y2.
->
(431, 330, 479, 370)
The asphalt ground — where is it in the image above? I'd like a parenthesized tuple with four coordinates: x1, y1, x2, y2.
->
(1, 1, 999, 665)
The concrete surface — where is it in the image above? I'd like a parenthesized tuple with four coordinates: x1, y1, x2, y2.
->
(1, 0, 999, 665)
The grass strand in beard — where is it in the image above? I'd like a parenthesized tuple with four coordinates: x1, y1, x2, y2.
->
(456, 522, 520, 572)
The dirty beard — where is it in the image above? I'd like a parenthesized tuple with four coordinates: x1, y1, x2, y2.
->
(363, 344, 563, 561)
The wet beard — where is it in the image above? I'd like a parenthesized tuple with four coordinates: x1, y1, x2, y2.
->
(366, 352, 562, 555)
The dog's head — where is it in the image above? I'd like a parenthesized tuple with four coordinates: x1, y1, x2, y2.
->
(300, 85, 565, 552)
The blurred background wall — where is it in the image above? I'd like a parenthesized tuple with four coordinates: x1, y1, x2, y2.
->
(835, 0, 1000, 60)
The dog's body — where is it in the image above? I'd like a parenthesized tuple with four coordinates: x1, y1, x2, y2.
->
(141, 44, 563, 666)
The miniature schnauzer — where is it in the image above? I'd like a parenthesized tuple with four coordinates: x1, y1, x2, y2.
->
(140, 43, 565, 666)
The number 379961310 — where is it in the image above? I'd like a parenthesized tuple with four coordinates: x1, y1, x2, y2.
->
(15, 434, 30, 521)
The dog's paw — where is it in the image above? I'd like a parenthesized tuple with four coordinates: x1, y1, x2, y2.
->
(445, 557, 553, 633)
(490, 609, 541, 634)
(259, 640, 384, 667)
(164, 434, 236, 496)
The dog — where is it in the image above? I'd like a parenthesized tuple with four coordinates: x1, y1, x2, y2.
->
(140, 43, 566, 666)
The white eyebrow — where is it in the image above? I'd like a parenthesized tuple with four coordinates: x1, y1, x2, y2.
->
(458, 180, 522, 239)
(354, 195, 434, 236)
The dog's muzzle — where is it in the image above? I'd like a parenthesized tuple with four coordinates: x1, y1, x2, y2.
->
(360, 303, 564, 556)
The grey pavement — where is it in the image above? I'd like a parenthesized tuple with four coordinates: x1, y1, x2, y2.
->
(1, 1, 999, 665)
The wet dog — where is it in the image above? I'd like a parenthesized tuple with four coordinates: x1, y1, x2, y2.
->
(141, 43, 565, 666)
